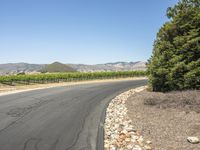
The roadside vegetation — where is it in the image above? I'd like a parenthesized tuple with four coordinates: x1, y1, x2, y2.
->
(147, 0, 200, 92)
(0, 71, 146, 86)
(126, 1, 200, 149)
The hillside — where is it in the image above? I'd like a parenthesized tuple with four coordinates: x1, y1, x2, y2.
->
(68, 61, 146, 72)
(0, 61, 146, 75)
(42, 62, 76, 73)
(0, 63, 44, 75)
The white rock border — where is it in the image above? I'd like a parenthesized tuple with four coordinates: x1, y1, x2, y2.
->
(104, 86, 152, 150)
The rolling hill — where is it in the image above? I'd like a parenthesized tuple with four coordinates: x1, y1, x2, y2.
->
(42, 62, 76, 73)
(68, 61, 146, 72)
(0, 61, 146, 75)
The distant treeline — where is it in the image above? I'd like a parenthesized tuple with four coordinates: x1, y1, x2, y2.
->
(0, 71, 146, 86)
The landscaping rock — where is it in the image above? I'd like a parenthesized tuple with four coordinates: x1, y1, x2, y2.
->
(104, 86, 149, 150)
(187, 137, 200, 144)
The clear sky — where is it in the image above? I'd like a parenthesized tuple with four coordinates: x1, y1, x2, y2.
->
(0, 0, 178, 64)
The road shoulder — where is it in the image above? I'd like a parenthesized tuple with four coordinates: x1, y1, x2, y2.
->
(104, 86, 150, 150)
(0, 77, 147, 96)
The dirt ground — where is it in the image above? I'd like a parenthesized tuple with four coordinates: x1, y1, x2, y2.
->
(126, 90, 200, 150)
(0, 77, 146, 96)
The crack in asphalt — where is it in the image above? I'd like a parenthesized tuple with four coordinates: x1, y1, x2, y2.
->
(49, 139, 59, 150)
(0, 97, 54, 134)
(65, 102, 92, 150)
(0, 92, 86, 136)
(22, 138, 42, 150)
(0, 80, 147, 150)
(65, 94, 105, 150)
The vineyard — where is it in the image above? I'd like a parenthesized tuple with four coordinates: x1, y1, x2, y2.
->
(0, 71, 146, 86)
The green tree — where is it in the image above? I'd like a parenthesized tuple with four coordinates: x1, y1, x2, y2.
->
(148, 0, 200, 92)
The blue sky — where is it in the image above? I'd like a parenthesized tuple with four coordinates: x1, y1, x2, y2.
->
(0, 0, 178, 64)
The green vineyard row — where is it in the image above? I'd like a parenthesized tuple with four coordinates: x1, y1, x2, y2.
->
(0, 71, 147, 85)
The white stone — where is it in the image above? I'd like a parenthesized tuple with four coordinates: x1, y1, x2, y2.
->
(104, 86, 147, 149)
(187, 137, 200, 144)
(146, 140, 152, 144)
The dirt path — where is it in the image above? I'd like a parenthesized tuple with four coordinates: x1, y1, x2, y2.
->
(0, 77, 146, 96)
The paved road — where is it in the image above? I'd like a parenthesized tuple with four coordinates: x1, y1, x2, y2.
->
(0, 79, 147, 150)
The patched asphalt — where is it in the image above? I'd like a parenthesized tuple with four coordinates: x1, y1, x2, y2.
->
(0, 79, 147, 150)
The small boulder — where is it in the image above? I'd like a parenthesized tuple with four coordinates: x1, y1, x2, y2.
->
(146, 140, 152, 144)
(144, 145, 152, 150)
(187, 137, 200, 144)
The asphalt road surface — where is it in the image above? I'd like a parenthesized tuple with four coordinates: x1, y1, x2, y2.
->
(0, 79, 147, 150)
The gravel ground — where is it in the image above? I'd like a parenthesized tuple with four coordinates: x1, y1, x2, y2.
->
(104, 86, 151, 150)
(126, 90, 200, 150)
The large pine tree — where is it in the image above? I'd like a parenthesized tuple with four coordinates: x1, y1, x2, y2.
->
(147, 0, 200, 92)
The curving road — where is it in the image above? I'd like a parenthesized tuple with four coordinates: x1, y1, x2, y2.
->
(0, 79, 147, 150)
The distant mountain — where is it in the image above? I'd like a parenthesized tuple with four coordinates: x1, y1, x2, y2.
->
(0, 63, 44, 75)
(42, 62, 76, 73)
(68, 61, 146, 72)
(0, 61, 146, 75)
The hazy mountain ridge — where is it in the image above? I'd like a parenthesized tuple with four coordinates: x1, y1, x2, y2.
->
(68, 61, 146, 72)
(0, 63, 45, 75)
(0, 61, 146, 75)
